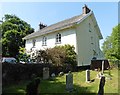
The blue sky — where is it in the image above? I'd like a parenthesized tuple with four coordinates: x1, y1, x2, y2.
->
(1, 2, 118, 49)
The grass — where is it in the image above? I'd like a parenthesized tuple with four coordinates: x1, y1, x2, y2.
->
(3, 68, 119, 94)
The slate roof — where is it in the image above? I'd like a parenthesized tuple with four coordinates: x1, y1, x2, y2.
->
(23, 11, 102, 39)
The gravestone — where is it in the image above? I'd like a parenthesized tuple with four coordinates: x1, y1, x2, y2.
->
(102, 60, 104, 74)
(66, 71, 73, 91)
(51, 73, 55, 77)
(86, 69, 90, 82)
(26, 78, 40, 95)
(59, 72, 64, 76)
(43, 67, 49, 79)
(98, 76, 105, 95)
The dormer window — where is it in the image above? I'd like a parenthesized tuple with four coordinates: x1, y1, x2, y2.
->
(56, 33, 61, 44)
(42, 36, 47, 46)
(32, 39, 36, 47)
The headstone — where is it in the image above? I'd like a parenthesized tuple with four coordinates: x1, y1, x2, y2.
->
(51, 73, 55, 77)
(98, 76, 105, 95)
(43, 67, 49, 79)
(96, 72, 102, 79)
(26, 78, 40, 95)
(66, 71, 73, 91)
(59, 72, 64, 76)
(86, 69, 90, 82)
(102, 60, 104, 74)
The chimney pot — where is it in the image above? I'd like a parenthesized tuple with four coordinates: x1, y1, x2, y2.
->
(83, 4, 91, 14)
(39, 22, 47, 30)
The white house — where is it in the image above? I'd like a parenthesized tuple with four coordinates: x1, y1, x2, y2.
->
(23, 5, 104, 66)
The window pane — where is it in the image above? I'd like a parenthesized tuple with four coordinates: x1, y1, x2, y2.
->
(56, 33, 61, 43)
(33, 39, 36, 47)
(42, 36, 47, 45)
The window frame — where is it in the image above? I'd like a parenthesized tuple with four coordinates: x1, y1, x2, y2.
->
(55, 33, 61, 44)
(42, 36, 47, 46)
(32, 39, 36, 47)
(89, 23, 92, 32)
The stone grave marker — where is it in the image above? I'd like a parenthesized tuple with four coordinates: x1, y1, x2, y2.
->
(102, 60, 104, 74)
(98, 76, 105, 95)
(51, 73, 55, 77)
(86, 69, 90, 82)
(26, 78, 40, 95)
(43, 67, 49, 79)
(66, 71, 73, 91)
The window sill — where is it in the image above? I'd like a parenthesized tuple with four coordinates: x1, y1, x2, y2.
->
(42, 45, 47, 46)
(55, 42, 61, 44)
(32, 46, 36, 48)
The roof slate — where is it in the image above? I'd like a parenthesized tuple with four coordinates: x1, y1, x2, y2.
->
(23, 13, 89, 40)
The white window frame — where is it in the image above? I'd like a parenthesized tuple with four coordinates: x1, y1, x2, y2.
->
(56, 33, 61, 44)
(42, 36, 47, 46)
(32, 39, 36, 47)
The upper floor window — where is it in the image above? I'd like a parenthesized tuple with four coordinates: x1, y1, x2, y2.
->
(32, 39, 36, 47)
(56, 33, 61, 44)
(42, 36, 47, 46)
(89, 23, 91, 32)
(91, 36, 93, 44)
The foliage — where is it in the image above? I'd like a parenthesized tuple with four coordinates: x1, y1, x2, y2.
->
(1, 14, 34, 58)
(46, 47, 66, 66)
(35, 50, 49, 63)
(35, 44, 77, 67)
(102, 24, 120, 60)
(18, 47, 30, 62)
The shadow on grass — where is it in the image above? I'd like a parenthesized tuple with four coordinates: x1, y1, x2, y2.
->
(40, 77, 96, 95)
(2, 78, 97, 95)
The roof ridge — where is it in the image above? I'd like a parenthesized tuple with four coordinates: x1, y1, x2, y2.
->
(38, 13, 84, 32)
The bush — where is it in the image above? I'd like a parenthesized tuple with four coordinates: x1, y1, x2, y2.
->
(17, 47, 30, 63)
(35, 44, 77, 67)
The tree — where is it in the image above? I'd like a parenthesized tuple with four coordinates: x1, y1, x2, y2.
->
(1, 14, 34, 58)
(102, 24, 120, 60)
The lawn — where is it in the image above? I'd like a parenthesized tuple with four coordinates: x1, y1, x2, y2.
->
(3, 68, 119, 94)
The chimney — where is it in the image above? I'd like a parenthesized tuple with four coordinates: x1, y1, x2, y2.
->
(39, 22, 47, 30)
(82, 4, 91, 14)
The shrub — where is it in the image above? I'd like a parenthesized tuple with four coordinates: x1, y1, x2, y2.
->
(35, 44, 77, 67)
(17, 47, 30, 63)
(46, 47, 66, 66)
(48, 44, 77, 67)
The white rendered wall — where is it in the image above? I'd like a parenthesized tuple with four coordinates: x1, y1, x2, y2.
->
(76, 15, 103, 66)
(25, 28, 77, 52)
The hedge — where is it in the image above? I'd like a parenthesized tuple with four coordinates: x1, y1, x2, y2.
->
(2, 62, 74, 85)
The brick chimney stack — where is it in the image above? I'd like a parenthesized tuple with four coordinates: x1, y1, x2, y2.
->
(82, 4, 91, 14)
(39, 22, 47, 30)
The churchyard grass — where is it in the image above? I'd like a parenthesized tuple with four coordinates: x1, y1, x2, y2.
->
(3, 68, 118, 94)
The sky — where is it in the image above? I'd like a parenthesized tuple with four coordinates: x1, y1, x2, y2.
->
(0, 2, 118, 49)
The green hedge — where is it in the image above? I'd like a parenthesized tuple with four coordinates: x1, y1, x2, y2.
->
(2, 63, 74, 86)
